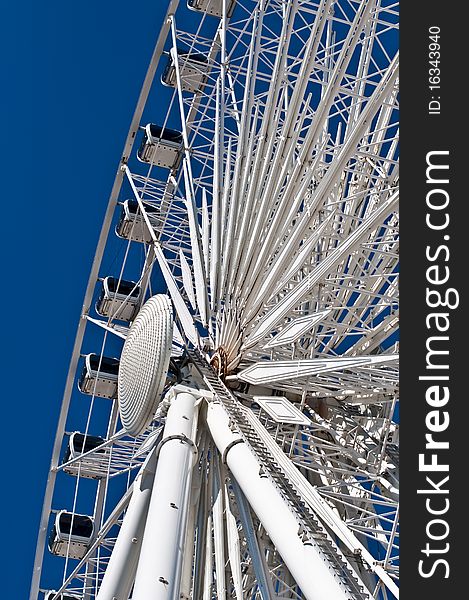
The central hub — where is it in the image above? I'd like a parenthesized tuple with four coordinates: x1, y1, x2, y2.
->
(118, 294, 173, 436)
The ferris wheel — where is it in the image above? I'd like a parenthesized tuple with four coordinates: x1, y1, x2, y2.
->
(30, 1, 399, 600)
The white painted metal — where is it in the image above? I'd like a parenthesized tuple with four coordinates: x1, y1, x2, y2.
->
(253, 396, 312, 426)
(230, 479, 275, 600)
(132, 391, 198, 600)
(212, 457, 227, 600)
(95, 449, 157, 600)
(179, 456, 204, 600)
(238, 355, 399, 385)
(242, 402, 400, 599)
(224, 479, 243, 600)
(263, 310, 331, 349)
(206, 402, 363, 600)
(180, 249, 197, 310)
(118, 294, 173, 436)
(32, 1, 399, 598)
(170, 17, 210, 328)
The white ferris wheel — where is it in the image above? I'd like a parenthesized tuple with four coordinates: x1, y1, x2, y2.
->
(31, 1, 399, 600)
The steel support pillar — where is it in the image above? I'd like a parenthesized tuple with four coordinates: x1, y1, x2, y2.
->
(206, 402, 355, 600)
(96, 448, 157, 600)
(132, 391, 198, 600)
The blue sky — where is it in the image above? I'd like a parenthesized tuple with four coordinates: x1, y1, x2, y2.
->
(1, 2, 170, 595)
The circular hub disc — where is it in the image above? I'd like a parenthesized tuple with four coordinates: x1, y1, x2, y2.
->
(118, 294, 173, 436)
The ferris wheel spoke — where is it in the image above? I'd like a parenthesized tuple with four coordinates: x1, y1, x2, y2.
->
(211, 454, 227, 600)
(243, 190, 398, 350)
(85, 317, 129, 340)
(237, 354, 398, 380)
(239, 94, 397, 324)
(154, 243, 200, 347)
(249, 215, 334, 313)
(170, 22, 211, 328)
(262, 309, 332, 349)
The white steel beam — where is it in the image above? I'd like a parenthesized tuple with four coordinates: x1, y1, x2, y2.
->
(231, 479, 275, 600)
(242, 405, 400, 598)
(206, 402, 367, 600)
(237, 354, 398, 385)
(132, 391, 198, 600)
(96, 448, 158, 600)
(212, 455, 227, 600)
(245, 189, 398, 347)
(125, 165, 200, 347)
(170, 17, 210, 327)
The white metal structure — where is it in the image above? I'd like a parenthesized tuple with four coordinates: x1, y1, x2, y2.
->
(31, 1, 399, 599)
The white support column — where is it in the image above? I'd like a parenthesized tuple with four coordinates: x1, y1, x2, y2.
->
(132, 392, 198, 600)
(206, 402, 358, 600)
(179, 462, 203, 600)
(96, 448, 158, 600)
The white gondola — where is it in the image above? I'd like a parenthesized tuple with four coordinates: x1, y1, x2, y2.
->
(161, 50, 208, 93)
(137, 124, 183, 169)
(187, 0, 235, 18)
(48, 511, 94, 560)
(116, 199, 160, 244)
(44, 591, 82, 600)
(95, 276, 141, 322)
(77, 354, 119, 399)
(62, 432, 106, 479)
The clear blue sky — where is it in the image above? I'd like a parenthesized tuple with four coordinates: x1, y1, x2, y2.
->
(1, 1, 170, 595)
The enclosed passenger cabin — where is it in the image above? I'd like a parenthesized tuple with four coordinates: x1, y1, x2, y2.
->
(187, 0, 236, 18)
(45, 591, 82, 600)
(116, 199, 160, 244)
(62, 432, 106, 479)
(78, 354, 119, 399)
(95, 276, 141, 322)
(48, 511, 94, 560)
(137, 124, 183, 169)
(161, 50, 208, 93)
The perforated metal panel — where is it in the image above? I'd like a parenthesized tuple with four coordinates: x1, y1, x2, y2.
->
(118, 294, 173, 436)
